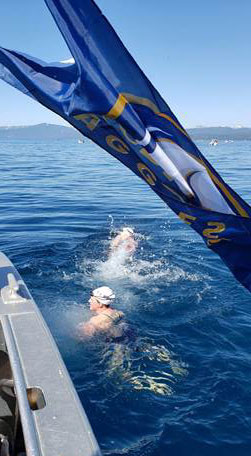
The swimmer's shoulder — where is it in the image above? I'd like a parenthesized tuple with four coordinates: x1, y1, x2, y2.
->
(79, 314, 105, 330)
(115, 310, 124, 319)
(102, 309, 124, 324)
(110, 309, 124, 324)
(110, 234, 123, 249)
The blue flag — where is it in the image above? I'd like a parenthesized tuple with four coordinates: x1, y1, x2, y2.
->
(1, 0, 251, 291)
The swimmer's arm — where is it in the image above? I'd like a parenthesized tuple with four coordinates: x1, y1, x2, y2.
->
(125, 239, 137, 253)
(110, 235, 121, 249)
(77, 320, 97, 339)
(77, 314, 110, 339)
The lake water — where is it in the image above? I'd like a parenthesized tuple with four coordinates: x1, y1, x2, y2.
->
(0, 138, 251, 455)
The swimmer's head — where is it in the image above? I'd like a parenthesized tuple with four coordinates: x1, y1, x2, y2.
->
(121, 227, 134, 236)
(91, 286, 115, 307)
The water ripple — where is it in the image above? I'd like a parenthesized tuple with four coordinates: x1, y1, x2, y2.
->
(0, 139, 251, 455)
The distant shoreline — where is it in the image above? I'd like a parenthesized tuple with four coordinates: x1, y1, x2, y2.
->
(0, 123, 251, 141)
(188, 127, 251, 141)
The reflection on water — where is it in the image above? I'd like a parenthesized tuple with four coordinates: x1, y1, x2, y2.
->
(102, 338, 188, 396)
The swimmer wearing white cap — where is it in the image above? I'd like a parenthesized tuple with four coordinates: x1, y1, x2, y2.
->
(78, 286, 124, 338)
(110, 227, 137, 255)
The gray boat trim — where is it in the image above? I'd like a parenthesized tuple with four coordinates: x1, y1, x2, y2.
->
(1, 314, 41, 456)
(0, 251, 102, 456)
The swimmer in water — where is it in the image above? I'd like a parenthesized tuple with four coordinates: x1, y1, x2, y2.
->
(110, 227, 137, 256)
(78, 286, 124, 338)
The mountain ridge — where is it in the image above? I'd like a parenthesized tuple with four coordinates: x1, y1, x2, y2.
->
(0, 123, 80, 140)
(0, 123, 251, 140)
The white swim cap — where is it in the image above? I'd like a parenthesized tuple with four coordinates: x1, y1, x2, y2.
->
(92, 286, 115, 306)
(122, 227, 134, 235)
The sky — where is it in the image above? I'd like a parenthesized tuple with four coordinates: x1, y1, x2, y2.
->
(0, 0, 250, 128)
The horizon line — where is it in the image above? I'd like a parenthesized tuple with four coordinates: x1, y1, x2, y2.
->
(0, 122, 250, 130)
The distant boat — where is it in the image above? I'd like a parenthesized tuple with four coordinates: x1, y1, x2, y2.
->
(78, 139, 84, 144)
(209, 139, 218, 146)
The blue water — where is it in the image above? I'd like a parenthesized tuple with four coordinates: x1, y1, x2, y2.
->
(1, 138, 251, 455)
